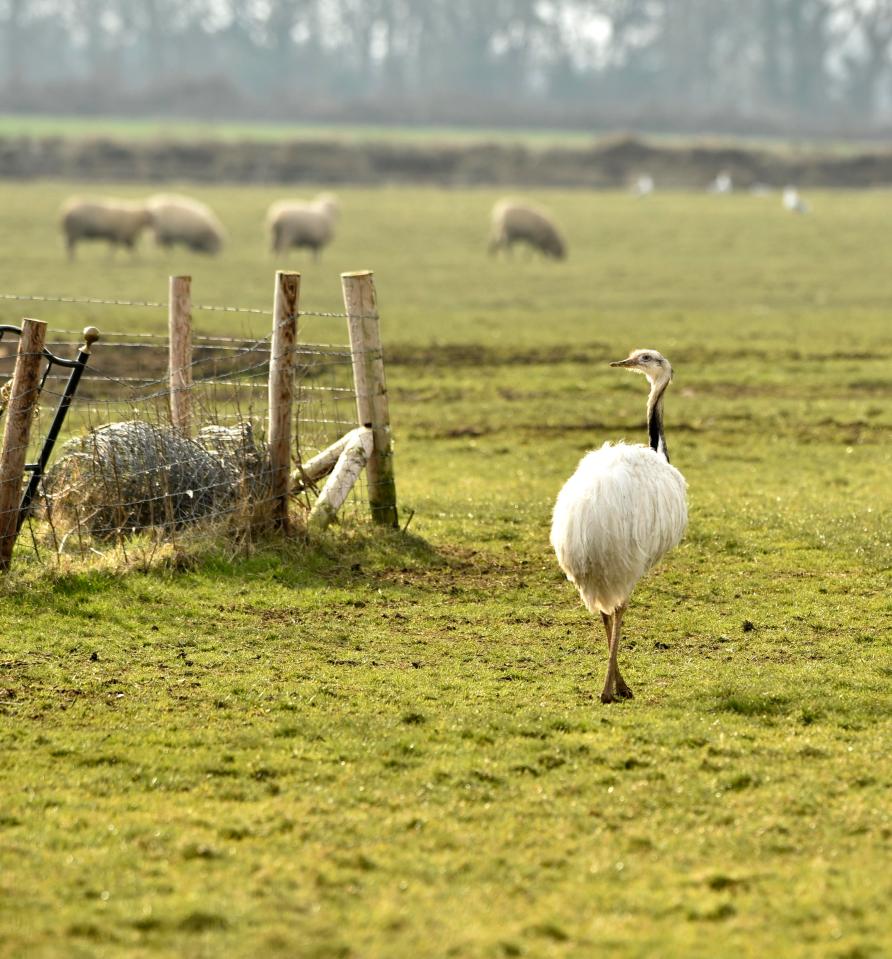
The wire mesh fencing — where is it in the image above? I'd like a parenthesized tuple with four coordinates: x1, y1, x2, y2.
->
(0, 284, 383, 569)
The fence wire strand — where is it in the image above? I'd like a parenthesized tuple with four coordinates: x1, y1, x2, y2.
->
(0, 291, 376, 321)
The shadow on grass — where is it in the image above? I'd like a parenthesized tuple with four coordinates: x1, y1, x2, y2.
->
(710, 686, 792, 718)
(3, 525, 447, 603)
(197, 526, 445, 587)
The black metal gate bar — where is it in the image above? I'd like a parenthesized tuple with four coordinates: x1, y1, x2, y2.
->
(0, 324, 100, 533)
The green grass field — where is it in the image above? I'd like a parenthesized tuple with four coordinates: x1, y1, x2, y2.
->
(1, 181, 891, 958)
(0, 114, 607, 148)
(0, 114, 879, 156)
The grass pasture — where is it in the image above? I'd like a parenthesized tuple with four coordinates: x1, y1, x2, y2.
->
(0, 114, 607, 147)
(0, 181, 891, 958)
(1, 114, 883, 155)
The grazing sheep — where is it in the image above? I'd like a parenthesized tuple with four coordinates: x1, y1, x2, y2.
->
(146, 194, 225, 255)
(488, 199, 566, 260)
(311, 192, 340, 220)
(632, 174, 655, 197)
(60, 197, 152, 260)
(708, 171, 733, 194)
(782, 186, 809, 214)
(267, 193, 339, 258)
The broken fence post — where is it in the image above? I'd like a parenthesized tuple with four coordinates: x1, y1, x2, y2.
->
(308, 427, 373, 533)
(291, 429, 356, 492)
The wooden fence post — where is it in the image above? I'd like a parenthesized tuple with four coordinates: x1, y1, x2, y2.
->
(168, 274, 192, 435)
(341, 271, 398, 528)
(0, 318, 47, 572)
(268, 270, 301, 532)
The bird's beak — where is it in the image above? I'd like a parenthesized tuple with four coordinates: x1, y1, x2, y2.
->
(609, 357, 636, 368)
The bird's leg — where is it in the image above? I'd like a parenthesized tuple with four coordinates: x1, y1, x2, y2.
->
(600, 604, 629, 704)
(600, 610, 617, 704)
(613, 604, 633, 699)
(614, 606, 634, 699)
(600, 609, 633, 701)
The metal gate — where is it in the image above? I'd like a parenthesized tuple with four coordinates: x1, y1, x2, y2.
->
(0, 324, 100, 535)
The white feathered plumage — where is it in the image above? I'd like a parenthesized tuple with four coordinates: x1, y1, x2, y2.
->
(550, 349, 687, 703)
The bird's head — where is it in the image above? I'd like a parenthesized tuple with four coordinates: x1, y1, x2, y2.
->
(610, 349, 673, 388)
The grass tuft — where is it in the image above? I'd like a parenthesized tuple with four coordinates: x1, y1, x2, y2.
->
(711, 687, 791, 717)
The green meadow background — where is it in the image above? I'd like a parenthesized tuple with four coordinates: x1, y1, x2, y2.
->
(0, 178, 890, 958)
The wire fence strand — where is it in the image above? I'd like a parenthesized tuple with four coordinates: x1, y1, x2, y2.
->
(0, 291, 376, 321)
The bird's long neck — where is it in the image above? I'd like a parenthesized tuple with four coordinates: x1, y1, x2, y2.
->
(647, 381, 670, 462)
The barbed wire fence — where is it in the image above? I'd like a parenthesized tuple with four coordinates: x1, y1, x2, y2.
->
(0, 271, 398, 573)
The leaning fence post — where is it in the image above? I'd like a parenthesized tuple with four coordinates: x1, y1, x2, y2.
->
(341, 271, 398, 528)
(268, 270, 301, 532)
(168, 274, 192, 435)
(0, 318, 47, 572)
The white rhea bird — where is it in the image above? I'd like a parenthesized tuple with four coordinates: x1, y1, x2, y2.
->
(550, 350, 688, 703)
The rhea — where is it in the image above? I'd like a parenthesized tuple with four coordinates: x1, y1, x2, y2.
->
(550, 350, 687, 703)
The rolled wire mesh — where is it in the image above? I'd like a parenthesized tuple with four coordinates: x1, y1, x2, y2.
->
(0, 306, 365, 563)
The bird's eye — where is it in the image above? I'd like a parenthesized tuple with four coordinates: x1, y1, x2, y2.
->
(640, 354, 652, 362)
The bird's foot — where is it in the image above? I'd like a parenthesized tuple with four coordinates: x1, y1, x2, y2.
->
(615, 679, 634, 700)
(600, 688, 615, 704)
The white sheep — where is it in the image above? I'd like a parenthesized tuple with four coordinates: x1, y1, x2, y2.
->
(488, 199, 566, 260)
(146, 194, 225, 255)
(632, 174, 655, 197)
(311, 192, 340, 220)
(60, 197, 152, 260)
(708, 171, 733, 194)
(782, 187, 809, 214)
(267, 193, 339, 258)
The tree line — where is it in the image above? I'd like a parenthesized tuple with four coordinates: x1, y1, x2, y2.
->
(2, 0, 892, 135)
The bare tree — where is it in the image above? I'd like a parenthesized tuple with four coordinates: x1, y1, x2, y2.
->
(2, 0, 26, 91)
(843, 0, 892, 114)
(3, 0, 892, 132)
